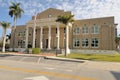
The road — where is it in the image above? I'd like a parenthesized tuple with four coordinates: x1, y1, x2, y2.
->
(0, 54, 120, 80)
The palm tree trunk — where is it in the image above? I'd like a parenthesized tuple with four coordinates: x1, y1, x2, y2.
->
(12, 17, 17, 51)
(2, 29, 6, 53)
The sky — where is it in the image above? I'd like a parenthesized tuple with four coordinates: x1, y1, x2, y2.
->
(0, 0, 120, 38)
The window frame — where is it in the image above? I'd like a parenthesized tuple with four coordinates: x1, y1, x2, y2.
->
(73, 38, 80, 48)
(73, 27, 80, 35)
(82, 38, 89, 47)
(91, 38, 99, 48)
(82, 26, 88, 34)
(91, 25, 99, 34)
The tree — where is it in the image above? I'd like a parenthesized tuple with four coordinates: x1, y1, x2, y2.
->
(56, 14, 74, 56)
(0, 21, 10, 52)
(9, 2, 24, 51)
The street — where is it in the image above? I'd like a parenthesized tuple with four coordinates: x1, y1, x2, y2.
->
(0, 54, 120, 80)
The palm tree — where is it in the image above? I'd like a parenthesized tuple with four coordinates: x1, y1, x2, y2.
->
(0, 21, 10, 52)
(56, 14, 74, 56)
(9, 2, 24, 51)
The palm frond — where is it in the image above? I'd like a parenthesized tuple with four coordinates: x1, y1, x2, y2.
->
(56, 14, 74, 25)
(8, 2, 24, 19)
(0, 21, 10, 29)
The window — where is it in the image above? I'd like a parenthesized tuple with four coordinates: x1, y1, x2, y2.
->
(73, 27, 80, 35)
(28, 41, 31, 44)
(18, 32, 22, 36)
(73, 38, 80, 47)
(82, 26, 88, 34)
(91, 38, 99, 47)
(29, 33, 31, 36)
(18, 40, 22, 46)
(35, 29, 37, 34)
(18, 40, 25, 47)
(64, 28, 66, 33)
(23, 31, 25, 36)
(82, 38, 88, 47)
(18, 31, 25, 37)
(48, 14, 52, 18)
(56, 28, 57, 34)
(91, 25, 99, 34)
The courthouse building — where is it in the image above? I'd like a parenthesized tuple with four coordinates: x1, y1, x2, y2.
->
(10, 8, 117, 52)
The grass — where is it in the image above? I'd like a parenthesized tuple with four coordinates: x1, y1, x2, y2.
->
(59, 53, 120, 62)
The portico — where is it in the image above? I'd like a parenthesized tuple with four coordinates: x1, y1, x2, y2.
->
(25, 18, 61, 50)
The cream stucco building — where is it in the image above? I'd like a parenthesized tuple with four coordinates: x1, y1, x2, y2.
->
(10, 8, 117, 53)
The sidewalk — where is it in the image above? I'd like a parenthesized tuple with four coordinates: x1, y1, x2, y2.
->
(0, 52, 56, 57)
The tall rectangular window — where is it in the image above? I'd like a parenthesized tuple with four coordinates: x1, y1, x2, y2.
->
(64, 28, 66, 33)
(91, 25, 99, 34)
(56, 28, 57, 34)
(91, 38, 99, 47)
(18, 40, 25, 48)
(73, 27, 80, 35)
(82, 26, 88, 34)
(82, 38, 88, 47)
(73, 38, 80, 47)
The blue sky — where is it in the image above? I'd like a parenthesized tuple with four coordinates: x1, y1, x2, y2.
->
(0, 0, 120, 38)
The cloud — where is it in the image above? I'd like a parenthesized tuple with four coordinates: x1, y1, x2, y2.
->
(0, 0, 9, 7)
(0, 0, 120, 35)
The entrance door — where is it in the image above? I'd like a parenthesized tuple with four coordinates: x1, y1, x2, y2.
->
(46, 39, 48, 48)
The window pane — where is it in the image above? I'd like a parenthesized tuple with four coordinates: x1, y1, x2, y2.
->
(73, 38, 80, 47)
(91, 38, 99, 47)
(82, 26, 88, 34)
(82, 38, 88, 47)
(73, 27, 80, 34)
(91, 25, 99, 34)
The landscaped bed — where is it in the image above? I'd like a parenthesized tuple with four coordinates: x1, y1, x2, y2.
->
(60, 53, 120, 62)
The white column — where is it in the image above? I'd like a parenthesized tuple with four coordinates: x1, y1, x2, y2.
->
(25, 27, 29, 48)
(48, 25, 51, 49)
(32, 25, 36, 48)
(56, 24, 60, 50)
(65, 25, 70, 54)
(40, 26, 43, 49)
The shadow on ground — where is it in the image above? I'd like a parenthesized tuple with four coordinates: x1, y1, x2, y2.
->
(0, 54, 14, 57)
(111, 71, 120, 80)
(45, 57, 85, 63)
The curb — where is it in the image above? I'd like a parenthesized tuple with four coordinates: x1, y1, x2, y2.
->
(0, 53, 45, 57)
(45, 56, 86, 63)
(0, 53, 86, 63)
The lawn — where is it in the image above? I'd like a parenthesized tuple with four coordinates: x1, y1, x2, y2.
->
(60, 53, 120, 62)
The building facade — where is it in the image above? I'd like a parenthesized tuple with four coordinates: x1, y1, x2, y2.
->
(10, 8, 117, 51)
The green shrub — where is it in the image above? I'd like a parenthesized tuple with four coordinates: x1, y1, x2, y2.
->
(32, 48, 40, 54)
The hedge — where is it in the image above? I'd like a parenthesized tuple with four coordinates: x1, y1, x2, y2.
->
(29, 48, 40, 54)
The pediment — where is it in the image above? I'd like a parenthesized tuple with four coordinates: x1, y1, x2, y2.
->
(32, 8, 71, 19)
